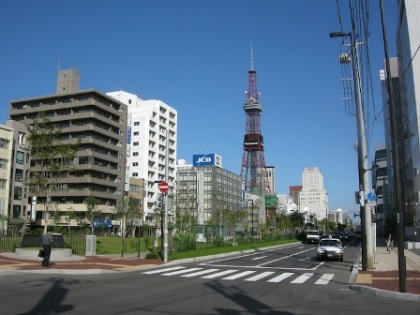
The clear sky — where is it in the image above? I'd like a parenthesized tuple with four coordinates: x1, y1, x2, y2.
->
(0, 0, 398, 219)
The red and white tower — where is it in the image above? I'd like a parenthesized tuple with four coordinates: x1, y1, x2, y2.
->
(240, 53, 270, 195)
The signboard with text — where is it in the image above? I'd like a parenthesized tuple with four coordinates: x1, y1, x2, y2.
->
(193, 153, 222, 167)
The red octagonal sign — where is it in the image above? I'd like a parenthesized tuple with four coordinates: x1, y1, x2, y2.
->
(158, 181, 169, 193)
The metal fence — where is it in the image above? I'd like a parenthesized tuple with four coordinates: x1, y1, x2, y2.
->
(0, 234, 86, 256)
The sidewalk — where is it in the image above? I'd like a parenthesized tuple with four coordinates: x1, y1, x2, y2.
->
(351, 243, 420, 302)
(0, 251, 163, 274)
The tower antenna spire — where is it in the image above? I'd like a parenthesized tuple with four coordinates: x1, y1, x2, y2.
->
(250, 43, 254, 71)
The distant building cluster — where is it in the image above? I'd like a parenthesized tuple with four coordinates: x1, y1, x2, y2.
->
(0, 69, 353, 237)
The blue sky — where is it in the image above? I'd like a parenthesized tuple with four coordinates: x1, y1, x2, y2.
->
(0, 0, 398, 218)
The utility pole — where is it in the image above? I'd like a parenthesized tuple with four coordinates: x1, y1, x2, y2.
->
(379, 0, 406, 292)
(330, 26, 374, 270)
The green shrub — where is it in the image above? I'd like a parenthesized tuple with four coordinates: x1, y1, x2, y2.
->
(173, 231, 196, 252)
(145, 250, 162, 259)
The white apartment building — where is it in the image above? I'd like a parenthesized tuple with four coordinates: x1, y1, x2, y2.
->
(0, 125, 13, 234)
(329, 208, 350, 226)
(299, 167, 328, 222)
(107, 91, 177, 220)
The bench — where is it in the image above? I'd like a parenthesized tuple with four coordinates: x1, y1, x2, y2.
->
(21, 234, 68, 248)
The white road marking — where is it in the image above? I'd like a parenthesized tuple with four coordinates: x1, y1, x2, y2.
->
(142, 266, 185, 274)
(201, 269, 238, 279)
(222, 270, 257, 280)
(162, 268, 202, 276)
(143, 266, 335, 286)
(181, 269, 220, 278)
(290, 273, 314, 283)
(245, 271, 275, 281)
(252, 256, 268, 261)
(267, 272, 294, 283)
(315, 273, 334, 284)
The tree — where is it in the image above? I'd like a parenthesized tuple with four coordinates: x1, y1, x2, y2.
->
(175, 181, 198, 234)
(27, 113, 78, 233)
(0, 214, 8, 236)
(114, 195, 143, 237)
(84, 196, 100, 235)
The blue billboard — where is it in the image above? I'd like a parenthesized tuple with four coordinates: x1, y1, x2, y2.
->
(93, 219, 112, 228)
(193, 154, 222, 167)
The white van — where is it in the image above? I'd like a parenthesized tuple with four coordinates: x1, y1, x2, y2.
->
(306, 230, 320, 243)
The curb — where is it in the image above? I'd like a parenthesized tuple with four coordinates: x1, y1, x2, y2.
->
(348, 246, 420, 303)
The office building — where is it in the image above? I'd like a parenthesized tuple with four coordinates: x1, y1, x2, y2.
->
(387, 0, 420, 238)
(299, 167, 328, 222)
(176, 157, 243, 239)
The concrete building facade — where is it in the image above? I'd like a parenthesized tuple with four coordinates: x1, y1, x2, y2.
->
(106, 91, 177, 221)
(299, 167, 328, 223)
(0, 125, 13, 234)
(9, 69, 127, 230)
(176, 159, 243, 238)
(4, 120, 31, 232)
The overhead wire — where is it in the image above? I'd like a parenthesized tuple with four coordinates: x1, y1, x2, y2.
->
(337, 0, 383, 160)
(336, 0, 356, 116)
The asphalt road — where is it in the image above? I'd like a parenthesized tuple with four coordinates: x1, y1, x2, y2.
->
(0, 241, 419, 314)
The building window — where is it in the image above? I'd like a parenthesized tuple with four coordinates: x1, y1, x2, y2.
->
(133, 162, 138, 166)
(133, 142, 139, 146)
(14, 187, 22, 200)
(132, 172, 138, 177)
(134, 131, 139, 136)
(133, 152, 139, 157)
(0, 179, 6, 189)
(15, 169, 23, 182)
(0, 159, 7, 169)
(13, 205, 21, 219)
(16, 151, 24, 164)
(0, 138, 9, 149)
(134, 122, 140, 126)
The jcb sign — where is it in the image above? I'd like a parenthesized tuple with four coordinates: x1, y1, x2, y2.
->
(193, 154, 222, 167)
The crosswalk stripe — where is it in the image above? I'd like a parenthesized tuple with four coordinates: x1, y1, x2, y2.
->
(315, 273, 334, 284)
(162, 268, 203, 276)
(222, 270, 257, 280)
(142, 266, 185, 274)
(181, 269, 220, 278)
(201, 269, 238, 279)
(245, 271, 275, 281)
(143, 266, 335, 286)
(290, 273, 313, 283)
(267, 272, 294, 283)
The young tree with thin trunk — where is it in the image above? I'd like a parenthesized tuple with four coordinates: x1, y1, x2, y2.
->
(27, 113, 78, 233)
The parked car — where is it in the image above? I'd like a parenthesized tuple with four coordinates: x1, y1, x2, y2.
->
(316, 237, 344, 261)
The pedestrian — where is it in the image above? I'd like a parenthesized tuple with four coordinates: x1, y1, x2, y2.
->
(41, 231, 54, 267)
(386, 234, 393, 254)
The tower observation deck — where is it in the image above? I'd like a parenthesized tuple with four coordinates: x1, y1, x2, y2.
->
(240, 64, 270, 195)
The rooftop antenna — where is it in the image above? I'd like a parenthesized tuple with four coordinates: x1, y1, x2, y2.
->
(57, 53, 61, 72)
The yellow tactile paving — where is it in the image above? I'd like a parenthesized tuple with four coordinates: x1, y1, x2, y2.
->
(355, 273, 372, 284)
